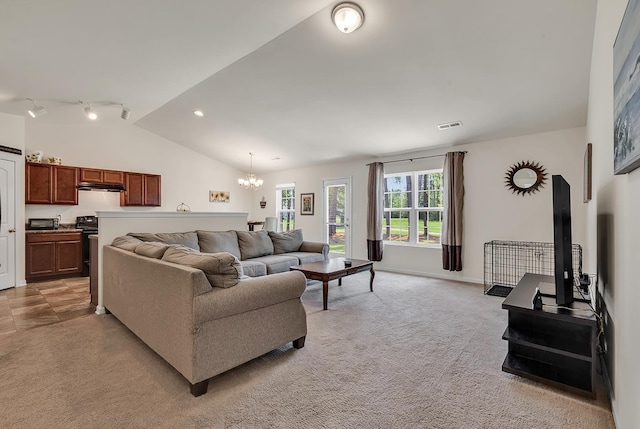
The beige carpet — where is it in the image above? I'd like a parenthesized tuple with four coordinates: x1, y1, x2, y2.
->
(0, 272, 614, 428)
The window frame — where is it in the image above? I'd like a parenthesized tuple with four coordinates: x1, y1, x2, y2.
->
(383, 169, 444, 247)
(276, 183, 295, 232)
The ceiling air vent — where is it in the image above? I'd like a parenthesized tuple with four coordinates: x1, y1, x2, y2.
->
(437, 121, 463, 131)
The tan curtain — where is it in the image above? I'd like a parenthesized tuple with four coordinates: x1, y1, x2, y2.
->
(442, 152, 465, 271)
(367, 162, 384, 261)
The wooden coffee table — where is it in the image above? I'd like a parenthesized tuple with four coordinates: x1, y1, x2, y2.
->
(290, 258, 374, 310)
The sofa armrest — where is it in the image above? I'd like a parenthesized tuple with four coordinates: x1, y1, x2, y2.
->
(194, 271, 307, 323)
(299, 241, 329, 259)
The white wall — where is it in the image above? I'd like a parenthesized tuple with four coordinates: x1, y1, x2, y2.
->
(24, 121, 253, 223)
(253, 127, 587, 283)
(0, 113, 26, 286)
(586, 1, 640, 427)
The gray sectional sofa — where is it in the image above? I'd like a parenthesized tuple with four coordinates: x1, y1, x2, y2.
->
(102, 229, 327, 396)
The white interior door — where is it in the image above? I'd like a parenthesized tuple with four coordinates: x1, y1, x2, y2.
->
(323, 178, 351, 258)
(0, 158, 16, 290)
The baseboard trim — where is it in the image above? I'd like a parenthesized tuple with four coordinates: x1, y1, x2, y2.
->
(599, 350, 620, 428)
(375, 267, 482, 285)
(16, 279, 27, 287)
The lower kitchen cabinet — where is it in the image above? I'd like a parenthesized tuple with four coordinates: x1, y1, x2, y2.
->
(26, 232, 83, 281)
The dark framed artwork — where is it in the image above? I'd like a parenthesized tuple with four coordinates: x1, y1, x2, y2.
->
(300, 193, 314, 215)
(584, 143, 592, 203)
(614, 0, 640, 174)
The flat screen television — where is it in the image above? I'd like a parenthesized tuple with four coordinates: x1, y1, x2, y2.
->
(552, 175, 574, 305)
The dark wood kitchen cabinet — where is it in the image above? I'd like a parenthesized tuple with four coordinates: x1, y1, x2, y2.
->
(80, 168, 124, 184)
(26, 232, 83, 281)
(120, 173, 161, 206)
(25, 162, 78, 205)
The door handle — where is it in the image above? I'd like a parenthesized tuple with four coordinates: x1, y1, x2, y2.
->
(8, 229, 15, 233)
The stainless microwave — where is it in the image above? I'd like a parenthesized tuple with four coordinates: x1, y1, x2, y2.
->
(28, 218, 59, 230)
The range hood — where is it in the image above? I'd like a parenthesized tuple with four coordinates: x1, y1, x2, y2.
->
(77, 181, 126, 192)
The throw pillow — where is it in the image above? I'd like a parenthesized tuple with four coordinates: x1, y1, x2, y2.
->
(127, 231, 200, 251)
(236, 230, 274, 260)
(162, 247, 243, 288)
(134, 242, 171, 259)
(268, 229, 304, 254)
(197, 230, 241, 259)
(111, 235, 143, 252)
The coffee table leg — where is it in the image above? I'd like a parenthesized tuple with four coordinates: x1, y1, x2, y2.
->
(370, 266, 375, 292)
(323, 281, 329, 310)
(338, 278, 342, 286)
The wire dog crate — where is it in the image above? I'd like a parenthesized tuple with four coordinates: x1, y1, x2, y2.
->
(484, 240, 582, 297)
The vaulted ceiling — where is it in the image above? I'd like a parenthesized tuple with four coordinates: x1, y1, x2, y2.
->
(0, 0, 597, 172)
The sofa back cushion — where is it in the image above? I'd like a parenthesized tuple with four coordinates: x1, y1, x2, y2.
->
(111, 235, 143, 252)
(197, 230, 241, 260)
(134, 242, 172, 259)
(127, 231, 200, 251)
(268, 229, 304, 254)
(236, 230, 274, 260)
(162, 247, 243, 288)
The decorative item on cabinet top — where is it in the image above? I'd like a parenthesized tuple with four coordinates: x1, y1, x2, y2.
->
(176, 202, 191, 212)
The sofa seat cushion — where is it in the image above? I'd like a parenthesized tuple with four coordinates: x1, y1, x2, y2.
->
(194, 271, 307, 324)
(285, 252, 326, 264)
(162, 247, 243, 288)
(248, 255, 299, 274)
(268, 230, 303, 254)
(239, 260, 267, 277)
(236, 230, 274, 260)
(197, 230, 241, 260)
(128, 231, 200, 251)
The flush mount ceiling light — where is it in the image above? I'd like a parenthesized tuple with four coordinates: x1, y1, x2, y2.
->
(193, 110, 204, 117)
(332, 2, 364, 33)
(238, 152, 264, 190)
(26, 99, 47, 118)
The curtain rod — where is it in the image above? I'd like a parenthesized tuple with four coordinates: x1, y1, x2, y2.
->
(365, 151, 467, 166)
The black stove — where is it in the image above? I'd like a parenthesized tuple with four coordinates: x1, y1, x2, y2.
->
(76, 215, 98, 277)
(76, 215, 98, 233)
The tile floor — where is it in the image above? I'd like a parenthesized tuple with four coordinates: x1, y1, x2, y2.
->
(0, 277, 93, 335)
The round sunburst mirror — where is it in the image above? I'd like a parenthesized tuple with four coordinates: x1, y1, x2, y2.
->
(505, 161, 548, 196)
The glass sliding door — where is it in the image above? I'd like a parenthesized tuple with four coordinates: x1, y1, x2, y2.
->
(323, 178, 351, 257)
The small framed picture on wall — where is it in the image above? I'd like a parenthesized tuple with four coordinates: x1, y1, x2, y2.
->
(300, 193, 314, 215)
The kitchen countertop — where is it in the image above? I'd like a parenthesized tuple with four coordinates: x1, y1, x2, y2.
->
(26, 228, 83, 234)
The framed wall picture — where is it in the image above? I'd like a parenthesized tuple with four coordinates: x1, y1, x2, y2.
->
(300, 193, 314, 215)
(209, 190, 230, 203)
(584, 143, 592, 203)
(614, 0, 640, 174)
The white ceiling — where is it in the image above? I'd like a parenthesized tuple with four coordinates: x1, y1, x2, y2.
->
(0, 0, 597, 173)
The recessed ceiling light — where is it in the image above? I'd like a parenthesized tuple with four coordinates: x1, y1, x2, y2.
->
(193, 110, 204, 117)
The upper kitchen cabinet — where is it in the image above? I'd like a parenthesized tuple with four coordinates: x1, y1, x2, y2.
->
(26, 162, 79, 205)
(120, 173, 161, 207)
(80, 168, 124, 185)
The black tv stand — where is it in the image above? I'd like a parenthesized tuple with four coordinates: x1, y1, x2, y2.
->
(501, 273, 597, 398)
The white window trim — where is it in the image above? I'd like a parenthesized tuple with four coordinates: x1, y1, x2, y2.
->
(383, 169, 443, 248)
(276, 183, 295, 232)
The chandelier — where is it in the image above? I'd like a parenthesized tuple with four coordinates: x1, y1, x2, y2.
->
(238, 152, 264, 190)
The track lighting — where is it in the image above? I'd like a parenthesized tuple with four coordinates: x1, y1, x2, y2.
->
(26, 99, 47, 118)
(121, 104, 131, 120)
(83, 103, 98, 120)
(24, 98, 131, 120)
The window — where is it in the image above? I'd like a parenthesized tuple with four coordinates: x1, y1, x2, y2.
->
(383, 170, 443, 245)
(276, 184, 295, 232)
